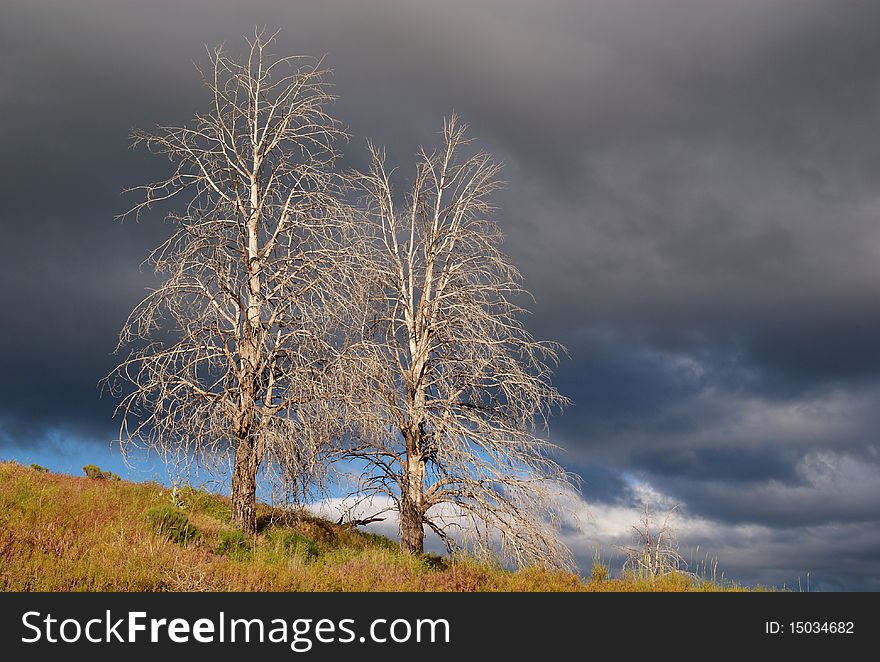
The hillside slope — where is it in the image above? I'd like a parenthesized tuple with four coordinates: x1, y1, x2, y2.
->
(0, 462, 749, 591)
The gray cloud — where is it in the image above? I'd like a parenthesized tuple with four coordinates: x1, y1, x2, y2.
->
(2, 0, 880, 588)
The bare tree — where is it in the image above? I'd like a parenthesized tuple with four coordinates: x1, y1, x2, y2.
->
(621, 503, 687, 579)
(106, 30, 351, 534)
(342, 116, 578, 568)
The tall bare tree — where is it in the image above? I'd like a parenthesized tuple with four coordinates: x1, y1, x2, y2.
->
(107, 31, 350, 534)
(343, 116, 578, 568)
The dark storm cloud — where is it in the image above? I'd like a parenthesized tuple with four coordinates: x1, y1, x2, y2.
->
(633, 446, 801, 486)
(568, 464, 630, 507)
(2, 0, 880, 587)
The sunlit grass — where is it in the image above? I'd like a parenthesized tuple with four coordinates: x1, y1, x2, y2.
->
(0, 461, 759, 592)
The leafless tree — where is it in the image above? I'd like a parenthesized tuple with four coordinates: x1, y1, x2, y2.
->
(621, 503, 687, 579)
(341, 116, 579, 568)
(106, 30, 352, 534)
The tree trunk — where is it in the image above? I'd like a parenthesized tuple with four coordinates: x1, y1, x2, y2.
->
(231, 436, 259, 535)
(231, 155, 263, 537)
(400, 497, 425, 555)
(399, 452, 426, 554)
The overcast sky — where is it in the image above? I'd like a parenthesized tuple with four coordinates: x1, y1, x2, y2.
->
(2, 0, 880, 590)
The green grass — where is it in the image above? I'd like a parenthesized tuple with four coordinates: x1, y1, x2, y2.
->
(0, 461, 759, 592)
(144, 504, 202, 545)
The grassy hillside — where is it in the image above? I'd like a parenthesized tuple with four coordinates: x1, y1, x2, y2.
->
(0, 461, 752, 591)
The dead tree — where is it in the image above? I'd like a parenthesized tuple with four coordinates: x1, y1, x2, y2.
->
(107, 30, 351, 534)
(343, 116, 578, 568)
(621, 503, 688, 579)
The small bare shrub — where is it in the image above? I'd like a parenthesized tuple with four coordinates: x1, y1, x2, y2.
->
(621, 503, 688, 579)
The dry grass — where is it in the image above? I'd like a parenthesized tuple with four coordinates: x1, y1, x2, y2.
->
(0, 462, 755, 592)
